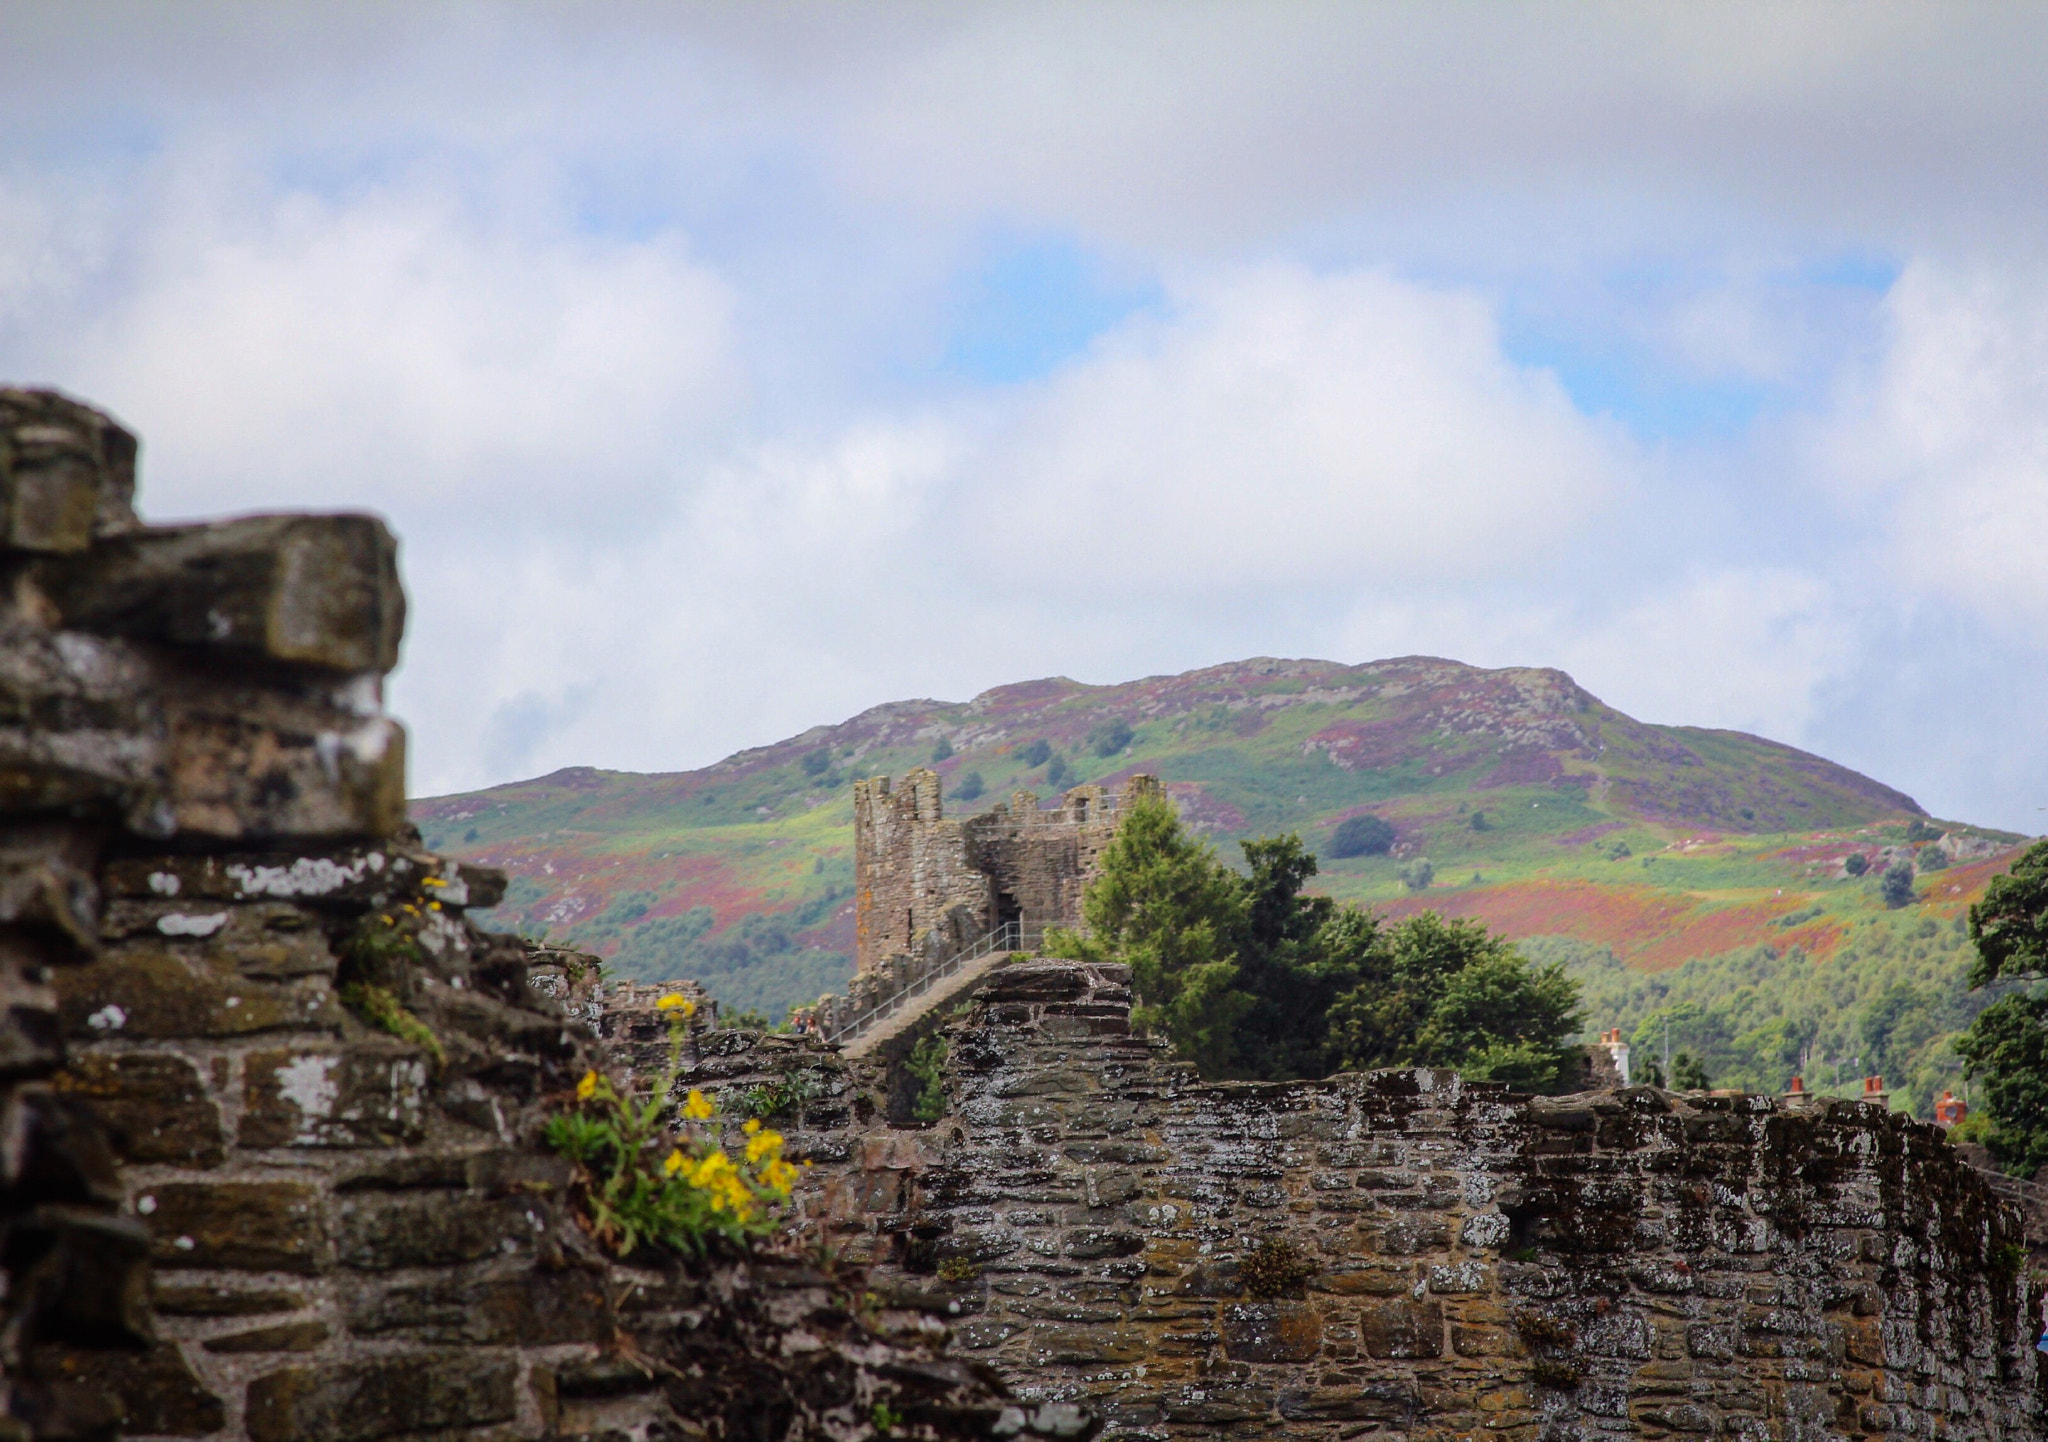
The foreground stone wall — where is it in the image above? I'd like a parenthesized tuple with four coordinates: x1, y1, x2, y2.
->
(1, 388, 1069, 1442)
(669, 962, 2048, 1442)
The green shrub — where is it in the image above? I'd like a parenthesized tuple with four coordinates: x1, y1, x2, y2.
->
(1843, 852, 1869, 876)
(341, 982, 445, 1068)
(1087, 719, 1134, 757)
(1881, 862, 1916, 909)
(1020, 738, 1052, 768)
(1045, 754, 1069, 789)
(1328, 814, 1395, 858)
(953, 771, 985, 802)
(801, 748, 831, 777)
(906, 1033, 949, 1122)
(930, 736, 953, 762)
(1398, 857, 1435, 892)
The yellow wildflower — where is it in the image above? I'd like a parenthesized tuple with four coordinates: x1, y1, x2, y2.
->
(428, 901, 442, 911)
(575, 1071, 598, 1101)
(760, 1159, 798, 1196)
(422, 876, 446, 888)
(742, 1118, 761, 1135)
(681, 1089, 714, 1121)
(656, 993, 689, 1012)
(688, 1151, 734, 1188)
(746, 1129, 781, 1164)
(664, 1149, 685, 1176)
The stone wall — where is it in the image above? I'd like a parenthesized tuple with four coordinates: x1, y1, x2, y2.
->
(0, 388, 1075, 1442)
(850, 771, 1160, 976)
(671, 961, 2048, 1442)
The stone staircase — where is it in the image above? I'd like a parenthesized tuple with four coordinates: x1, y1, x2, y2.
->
(832, 923, 1037, 1058)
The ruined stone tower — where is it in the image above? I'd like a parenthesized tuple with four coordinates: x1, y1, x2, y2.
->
(851, 770, 1161, 973)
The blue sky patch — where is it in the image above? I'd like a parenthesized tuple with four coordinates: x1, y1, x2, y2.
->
(939, 236, 1162, 385)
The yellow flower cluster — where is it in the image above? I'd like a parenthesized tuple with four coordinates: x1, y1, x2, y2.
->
(682, 1088, 714, 1120)
(656, 992, 697, 1017)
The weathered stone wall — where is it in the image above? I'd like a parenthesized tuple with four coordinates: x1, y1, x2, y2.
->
(851, 772, 1161, 977)
(1, 388, 1074, 1442)
(671, 961, 2048, 1442)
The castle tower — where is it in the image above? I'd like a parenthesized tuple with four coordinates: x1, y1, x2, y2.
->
(851, 768, 1160, 974)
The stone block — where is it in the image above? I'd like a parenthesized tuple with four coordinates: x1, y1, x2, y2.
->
(1032, 1327, 1151, 1365)
(203, 1320, 329, 1353)
(152, 1283, 307, 1317)
(1221, 1302, 1323, 1363)
(240, 1043, 428, 1148)
(162, 706, 408, 842)
(1275, 1385, 1413, 1422)
(144, 1180, 326, 1273)
(0, 389, 137, 552)
(52, 1051, 223, 1165)
(37, 513, 404, 671)
(334, 1191, 556, 1271)
(346, 1266, 610, 1345)
(1064, 1228, 1144, 1259)
(1359, 1298, 1444, 1359)
(56, 940, 343, 1040)
(245, 1354, 519, 1442)
(27, 1343, 224, 1437)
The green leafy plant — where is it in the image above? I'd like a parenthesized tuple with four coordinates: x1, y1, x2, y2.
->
(734, 1071, 820, 1121)
(340, 982, 446, 1068)
(1240, 1237, 1317, 1298)
(905, 1033, 949, 1122)
(870, 1403, 904, 1436)
(546, 994, 800, 1256)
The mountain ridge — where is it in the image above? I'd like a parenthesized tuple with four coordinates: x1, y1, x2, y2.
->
(412, 655, 1999, 1029)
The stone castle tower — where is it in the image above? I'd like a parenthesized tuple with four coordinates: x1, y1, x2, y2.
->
(851, 769, 1161, 973)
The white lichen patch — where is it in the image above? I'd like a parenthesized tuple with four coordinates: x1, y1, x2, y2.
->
(157, 912, 228, 937)
(276, 1053, 341, 1144)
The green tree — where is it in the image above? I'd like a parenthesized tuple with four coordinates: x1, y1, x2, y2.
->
(1671, 1052, 1711, 1091)
(930, 736, 953, 762)
(1062, 797, 1579, 1090)
(1879, 861, 1916, 908)
(1048, 795, 1248, 1077)
(1398, 857, 1435, 892)
(1328, 814, 1395, 858)
(1045, 754, 1069, 788)
(952, 771, 985, 803)
(1843, 852, 1868, 877)
(1021, 738, 1052, 768)
(1957, 840, 2048, 1173)
(1087, 718, 1134, 757)
(801, 747, 832, 777)
(1326, 912, 1582, 1091)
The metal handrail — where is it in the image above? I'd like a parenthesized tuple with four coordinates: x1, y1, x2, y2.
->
(825, 922, 1042, 1044)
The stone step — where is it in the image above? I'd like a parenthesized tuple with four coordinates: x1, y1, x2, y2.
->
(840, 947, 1020, 1059)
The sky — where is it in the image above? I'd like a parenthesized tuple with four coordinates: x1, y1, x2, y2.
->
(5, 4, 2048, 831)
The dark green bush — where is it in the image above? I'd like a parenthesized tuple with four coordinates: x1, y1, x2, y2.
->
(1328, 814, 1395, 858)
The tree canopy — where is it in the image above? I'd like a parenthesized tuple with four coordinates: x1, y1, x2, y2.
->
(1052, 795, 1582, 1088)
(1956, 839, 2048, 1175)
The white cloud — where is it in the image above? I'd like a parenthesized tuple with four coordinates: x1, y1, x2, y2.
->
(1808, 262, 2048, 632)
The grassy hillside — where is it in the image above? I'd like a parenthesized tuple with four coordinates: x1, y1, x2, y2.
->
(412, 655, 2026, 1108)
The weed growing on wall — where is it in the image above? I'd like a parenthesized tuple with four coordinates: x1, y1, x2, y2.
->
(547, 994, 801, 1255)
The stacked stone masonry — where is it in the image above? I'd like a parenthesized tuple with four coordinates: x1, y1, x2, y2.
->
(0, 388, 1074, 1442)
(851, 770, 1162, 977)
(660, 961, 2048, 1442)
